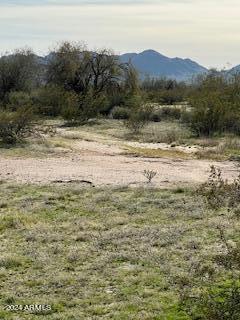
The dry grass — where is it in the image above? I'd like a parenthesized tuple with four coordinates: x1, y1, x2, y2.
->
(0, 182, 239, 319)
(196, 137, 240, 161)
(123, 146, 192, 159)
(2, 119, 240, 163)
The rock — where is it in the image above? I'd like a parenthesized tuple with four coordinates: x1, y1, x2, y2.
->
(52, 179, 95, 187)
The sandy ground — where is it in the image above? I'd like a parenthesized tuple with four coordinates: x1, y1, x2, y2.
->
(0, 135, 238, 187)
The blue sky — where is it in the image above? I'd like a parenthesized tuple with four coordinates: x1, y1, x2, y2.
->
(0, 0, 239, 68)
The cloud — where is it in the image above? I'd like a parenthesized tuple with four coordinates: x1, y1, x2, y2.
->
(0, 0, 154, 5)
(0, 0, 240, 68)
(0, 0, 193, 5)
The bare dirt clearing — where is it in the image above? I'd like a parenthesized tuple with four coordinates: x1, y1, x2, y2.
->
(0, 124, 238, 187)
(0, 154, 237, 187)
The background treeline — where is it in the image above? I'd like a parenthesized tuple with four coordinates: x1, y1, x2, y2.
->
(0, 41, 240, 143)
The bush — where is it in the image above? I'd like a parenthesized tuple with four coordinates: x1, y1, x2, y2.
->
(181, 219, 240, 320)
(185, 75, 240, 137)
(33, 85, 78, 117)
(7, 91, 32, 111)
(183, 279, 240, 320)
(124, 97, 153, 134)
(183, 237, 240, 319)
(62, 91, 107, 124)
(124, 107, 152, 134)
(122, 95, 153, 133)
(188, 93, 228, 136)
(160, 106, 182, 119)
(198, 165, 240, 209)
(150, 106, 182, 122)
(110, 106, 130, 119)
(158, 89, 185, 105)
(143, 169, 157, 183)
(142, 78, 187, 104)
(149, 109, 162, 122)
(0, 107, 34, 144)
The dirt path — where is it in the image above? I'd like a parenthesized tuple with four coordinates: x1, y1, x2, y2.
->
(0, 151, 238, 187)
(0, 126, 238, 187)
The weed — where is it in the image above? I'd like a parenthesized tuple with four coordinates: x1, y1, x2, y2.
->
(0, 255, 24, 269)
(198, 165, 240, 210)
(143, 169, 157, 183)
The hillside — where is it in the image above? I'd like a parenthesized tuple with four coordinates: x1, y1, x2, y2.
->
(227, 64, 240, 76)
(119, 49, 208, 81)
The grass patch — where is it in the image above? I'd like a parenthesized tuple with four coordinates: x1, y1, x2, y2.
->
(0, 182, 239, 319)
(2, 119, 240, 162)
(124, 146, 192, 159)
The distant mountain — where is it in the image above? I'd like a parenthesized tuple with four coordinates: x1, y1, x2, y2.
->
(36, 49, 209, 81)
(119, 49, 208, 81)
(227, 65, 240, 76)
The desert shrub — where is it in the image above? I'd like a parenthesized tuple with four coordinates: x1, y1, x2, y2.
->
(146, 90, 185, 105)
(77, 92, 108, 124)
(7, 91, 32, 111)
(62, 91, 107, 124)
(224, 113, 240, 135)
(150, 106, 182, 122)
(149, 109, 162, 122)
(34, 85, 106, 123)
(186, 74, 240, 137)
(215, 239, 240, 270)
(143, 169, 157, 183)
(181, 225, 240, 320)
(123, 95, 153, 133)
(61, 103, 78, 123)
(0, 107, 34, 144)
(160, 106, 182, 119)
(159, 129, 181, 144)
(110, 106, 130, 119)
(186, 240, 240, 319)
(158, 89, 185, 105)
(33, 85, 78, 117)
(180, 108, 192, 124)
(198, 165, 240, 209)
(106, 94, 126, 112)
(182, 279, 240, 320)
(198, 165, 227, 209)
(122, 94, 142, 110)
(142, 78, 187, 104)
(124, 104, 153, 134)
(201, 280, 240, 320)
(188, 93, 227, 136)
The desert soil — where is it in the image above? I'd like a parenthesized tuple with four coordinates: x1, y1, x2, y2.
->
(0, 131, 238, 187)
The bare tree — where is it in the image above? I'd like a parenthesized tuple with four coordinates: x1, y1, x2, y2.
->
(47, 42, 123, 96)
(89, 49, 122, 95)
(124, 63, 140, 94)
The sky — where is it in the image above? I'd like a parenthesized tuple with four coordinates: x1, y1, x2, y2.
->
(0, 0, 240, 69)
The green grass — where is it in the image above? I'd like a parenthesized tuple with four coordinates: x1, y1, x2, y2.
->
(0, 182, 239, 319)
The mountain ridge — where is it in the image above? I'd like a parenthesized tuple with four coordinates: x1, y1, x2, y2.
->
(119, 49, 208, 81)
(37, 49, 240, 81)
(227, 64, 240, 76)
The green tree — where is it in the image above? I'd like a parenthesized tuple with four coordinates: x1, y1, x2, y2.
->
(0, 48, 37, 102)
